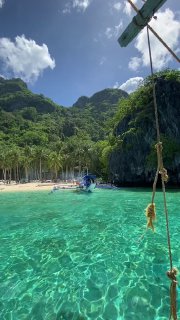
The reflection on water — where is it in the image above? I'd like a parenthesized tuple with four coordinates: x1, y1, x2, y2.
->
(0, 189, 180, 319)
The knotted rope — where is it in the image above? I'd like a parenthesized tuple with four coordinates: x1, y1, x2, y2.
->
(145, 25, 178, 320)
(125, 2, 178, 317)
(167, 268, 178, 320)
(145, 203, 156, 231)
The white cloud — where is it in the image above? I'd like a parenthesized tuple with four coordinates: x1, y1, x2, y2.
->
(0, 0, 4, 8)
(99, 56, 106, 66)
(123, 0, 138, 16)
(73, 0, 90, 12)
(62, 0, 91, 13)
(128, 57, 141, 71)
(62, 4, 71, 14)
(115, 21, 123, 36)
(114, 77, 143, 93)
(131, 9, 180, 70)
(113, 81, 119, 89)
(105, 20, 123, 39)
(113, 2, 122, 11)
(0, 35, 55, 82)
(105, 27, 113, 39)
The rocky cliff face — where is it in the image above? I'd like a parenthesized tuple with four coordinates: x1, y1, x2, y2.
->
(0, 77, 28, 95)
(0, 77, 63, 113)
(73, 88, 128, 109)
(109, 76, 180, 186)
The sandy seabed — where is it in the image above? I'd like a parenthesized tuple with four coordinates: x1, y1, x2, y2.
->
(0, 182, 77, 192)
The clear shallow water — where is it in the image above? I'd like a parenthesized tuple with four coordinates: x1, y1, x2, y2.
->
(0, 188, 180, 320)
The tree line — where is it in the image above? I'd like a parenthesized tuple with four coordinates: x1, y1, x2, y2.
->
(0, 133, 112, 183)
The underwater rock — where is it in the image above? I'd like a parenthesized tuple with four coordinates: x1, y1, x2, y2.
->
(107, 285, 119, 299)
(131, 295, 149, 308)
(83, 279, 104, 302)
(103, 302, 118, 320)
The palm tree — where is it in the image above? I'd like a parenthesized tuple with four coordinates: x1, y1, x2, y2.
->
(21, 146, 33, 182)
(34, 147, 48, 181)
(47, 151, 62, 181)
(61, 139, 76, 180)
(0, 144, 20, 183)
(73, 135, 93, 176)
(9, 145, 21, 182)
(0, 145, 7, 182)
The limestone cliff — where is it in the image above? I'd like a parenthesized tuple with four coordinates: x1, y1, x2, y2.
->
(109, 72, 180, 186)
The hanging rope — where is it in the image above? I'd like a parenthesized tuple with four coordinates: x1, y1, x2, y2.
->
(145, 203, 156, 231)
(121, 1, 178, 317)
(145, 25, 178, 320)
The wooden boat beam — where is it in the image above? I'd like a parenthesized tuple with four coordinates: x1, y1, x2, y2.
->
(118, 0, 180, 63)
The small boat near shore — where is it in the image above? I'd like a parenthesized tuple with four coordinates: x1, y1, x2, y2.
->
(50, 179, 120, 194)
(50, 175, 96, 193)
(50, 183, 77, 193)
(76, 174, 96, 192)
(96, 184, 119, 190)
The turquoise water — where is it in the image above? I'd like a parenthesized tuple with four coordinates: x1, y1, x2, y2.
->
(0, 188, 180, 320)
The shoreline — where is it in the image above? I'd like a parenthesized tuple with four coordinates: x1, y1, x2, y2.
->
(0, 182, 78, 193)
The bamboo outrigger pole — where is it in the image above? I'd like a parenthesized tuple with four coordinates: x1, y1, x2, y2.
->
(118, 0, 180, 63)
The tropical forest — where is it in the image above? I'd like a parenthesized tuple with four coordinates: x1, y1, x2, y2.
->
(0, 69, 180, 186)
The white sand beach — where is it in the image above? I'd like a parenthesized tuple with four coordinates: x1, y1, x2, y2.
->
(0, 182, 78, 192)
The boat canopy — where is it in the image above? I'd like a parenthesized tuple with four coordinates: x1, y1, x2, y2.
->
(83, 175, 96, 180)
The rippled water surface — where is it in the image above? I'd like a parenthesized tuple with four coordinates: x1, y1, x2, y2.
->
(0, 188, 180, 320)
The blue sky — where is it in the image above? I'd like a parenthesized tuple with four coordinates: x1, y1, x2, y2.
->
(0, 0, 179, 106)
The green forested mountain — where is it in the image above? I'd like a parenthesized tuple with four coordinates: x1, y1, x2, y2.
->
(71, 88, 128, 140)
(73, 88, 128, 109)
(0, 77, 127, 182)
(0, 70, 180, 186)
(0, 77, 62, 113)
(0, 77, 127, 142)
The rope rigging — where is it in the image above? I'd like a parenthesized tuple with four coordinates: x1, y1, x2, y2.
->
(145, 24, 178, 320)
(119, 1, 179, 319)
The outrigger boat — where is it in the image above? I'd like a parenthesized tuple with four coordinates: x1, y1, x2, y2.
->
(76, 174, 96, 192)
(50, 175, 96, 193)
